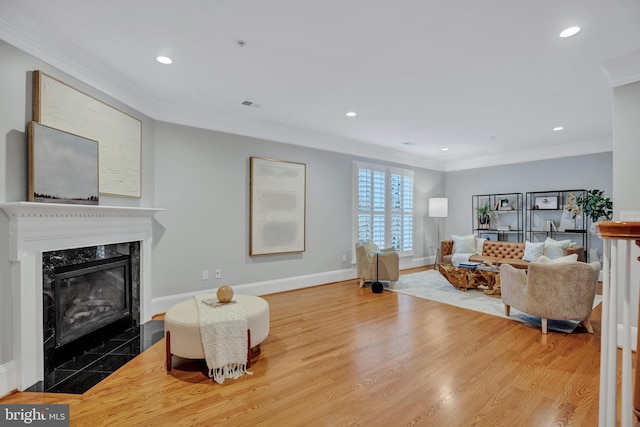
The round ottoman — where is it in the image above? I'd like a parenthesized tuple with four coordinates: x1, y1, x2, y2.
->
(165, 294, 269, 371)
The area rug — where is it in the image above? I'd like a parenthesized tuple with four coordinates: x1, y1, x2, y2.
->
(389, 270, 602, 333)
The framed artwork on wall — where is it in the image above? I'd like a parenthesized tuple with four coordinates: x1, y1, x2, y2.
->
(250, 157, 306, 255)
(28, 122, 99, 205)
(33, 70, 142, 198)
(534, 196, 558, 210)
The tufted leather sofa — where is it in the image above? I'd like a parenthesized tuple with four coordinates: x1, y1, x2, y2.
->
(440, 239, 585, 269)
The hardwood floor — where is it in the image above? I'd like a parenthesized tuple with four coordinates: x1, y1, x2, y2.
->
(1, 267, 608, 426)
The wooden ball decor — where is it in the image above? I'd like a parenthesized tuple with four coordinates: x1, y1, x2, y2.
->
(216, 286, 234, 303)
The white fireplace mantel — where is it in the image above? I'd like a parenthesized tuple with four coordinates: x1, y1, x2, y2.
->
(0, 202, 163, 391)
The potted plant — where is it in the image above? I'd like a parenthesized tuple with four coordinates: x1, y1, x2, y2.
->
(475, 203, 492, 229)
(577, 189, 613, 222)
(576, 189, 613, 233)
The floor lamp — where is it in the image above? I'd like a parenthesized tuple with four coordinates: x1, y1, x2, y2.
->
(429, 198, 448, 267)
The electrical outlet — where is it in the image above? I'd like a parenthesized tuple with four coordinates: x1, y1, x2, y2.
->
(202, 270, 209, 280)
(215, 268, 221, 279)
(342, 254, 347, 263)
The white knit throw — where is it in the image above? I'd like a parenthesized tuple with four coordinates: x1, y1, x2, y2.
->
(451, 252, 472, 266)
(195, 294, 252, 384)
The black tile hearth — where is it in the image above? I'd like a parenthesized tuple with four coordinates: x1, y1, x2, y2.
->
(26, 320, 164, 394)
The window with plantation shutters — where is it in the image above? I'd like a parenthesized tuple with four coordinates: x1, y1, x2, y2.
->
(353, 161, 414, 256)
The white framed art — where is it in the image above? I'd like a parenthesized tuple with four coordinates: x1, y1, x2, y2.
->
(28, 122, 99, 205)
(250, 157, 306, 255)
(534, 196, 558, 210)
(33, 71, 142, 198)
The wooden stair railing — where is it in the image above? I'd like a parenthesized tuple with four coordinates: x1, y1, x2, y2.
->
(596, 221, 640, 427)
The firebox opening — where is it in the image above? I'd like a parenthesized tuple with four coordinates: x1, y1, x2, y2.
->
(53, 255, 132, 364)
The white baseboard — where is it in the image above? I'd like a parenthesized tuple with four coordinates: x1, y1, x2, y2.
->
(401, 256, 431, 270)
(0, 360, 16, 398)
(151, 258, 433, 316)
(150, 267, 360, 316)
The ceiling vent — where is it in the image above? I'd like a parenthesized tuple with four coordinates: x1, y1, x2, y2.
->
(241, 100, 261, 108)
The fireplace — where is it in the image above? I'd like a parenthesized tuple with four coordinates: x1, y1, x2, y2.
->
(55, 256, 131, 347)
(42, 243, 140, 376)
(0, 202, 161, 392)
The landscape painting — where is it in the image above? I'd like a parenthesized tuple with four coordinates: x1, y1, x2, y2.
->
(29, 121, 99, 205)
(34, 71, 142, 198)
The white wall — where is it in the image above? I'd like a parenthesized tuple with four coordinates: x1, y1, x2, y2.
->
(151, 121, 444, 303)
(0, 39, 154, 371)
(613, 81, 640, 216)
(444, 152, 613, 260)
(612, 80, 640, 335)
(0, 39, 447, 381)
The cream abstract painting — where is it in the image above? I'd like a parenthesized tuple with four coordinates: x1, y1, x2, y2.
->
(250, 157, 306, 255)
(34, 71, 142, 198)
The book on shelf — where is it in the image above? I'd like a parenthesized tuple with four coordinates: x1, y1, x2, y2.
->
(543, 219, 557, 231)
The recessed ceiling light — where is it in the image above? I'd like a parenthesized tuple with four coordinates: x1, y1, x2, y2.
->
(346, 112, 356, 117)
(559, 27, 580, 38)
(441, 148, 449, 151)
(403, 141, 415, 146)
(553, 126, 564, 131)
(156, 56, 173, 65)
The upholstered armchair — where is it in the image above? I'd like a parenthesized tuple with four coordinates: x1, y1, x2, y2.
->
(500, 260, 600, 333)
(355, 241, 399, 289)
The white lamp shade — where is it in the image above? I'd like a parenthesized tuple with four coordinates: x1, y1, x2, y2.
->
(429, 197, 448, 218)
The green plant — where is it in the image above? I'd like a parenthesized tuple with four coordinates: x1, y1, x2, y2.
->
(576, 189, 613, 223)
(475, 203, 492, 224)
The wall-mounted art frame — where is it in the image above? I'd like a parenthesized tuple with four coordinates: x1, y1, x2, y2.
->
(28, 122, 99, 205)
(250, 157, 306, 255)
(33, 71, 142, 198)
(534, 196, 558, 210)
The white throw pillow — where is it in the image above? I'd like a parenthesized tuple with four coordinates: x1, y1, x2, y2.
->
(364, 240, 380, 256)
(452, 234, 477, 254)
(543, 237, 571, 259)
(522, 241, 545, 262)
(475, 238, 486, 255)
(535, 253, 578, 263)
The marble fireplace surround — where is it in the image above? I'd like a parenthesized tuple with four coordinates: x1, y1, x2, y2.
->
(0, 202, 162, 391)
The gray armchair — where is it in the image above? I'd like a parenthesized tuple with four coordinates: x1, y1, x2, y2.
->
(355, 241, 399, 289)
(500, 261, 600, 334)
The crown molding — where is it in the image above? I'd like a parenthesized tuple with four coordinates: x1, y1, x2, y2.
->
(444, 138, 612, 172)
(0, 13, 155, 117)
(0, 11, 444, 171)
(601, 50, 640, 88)
(0, 12, 614, 173)
(152, 104, 446, 171)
